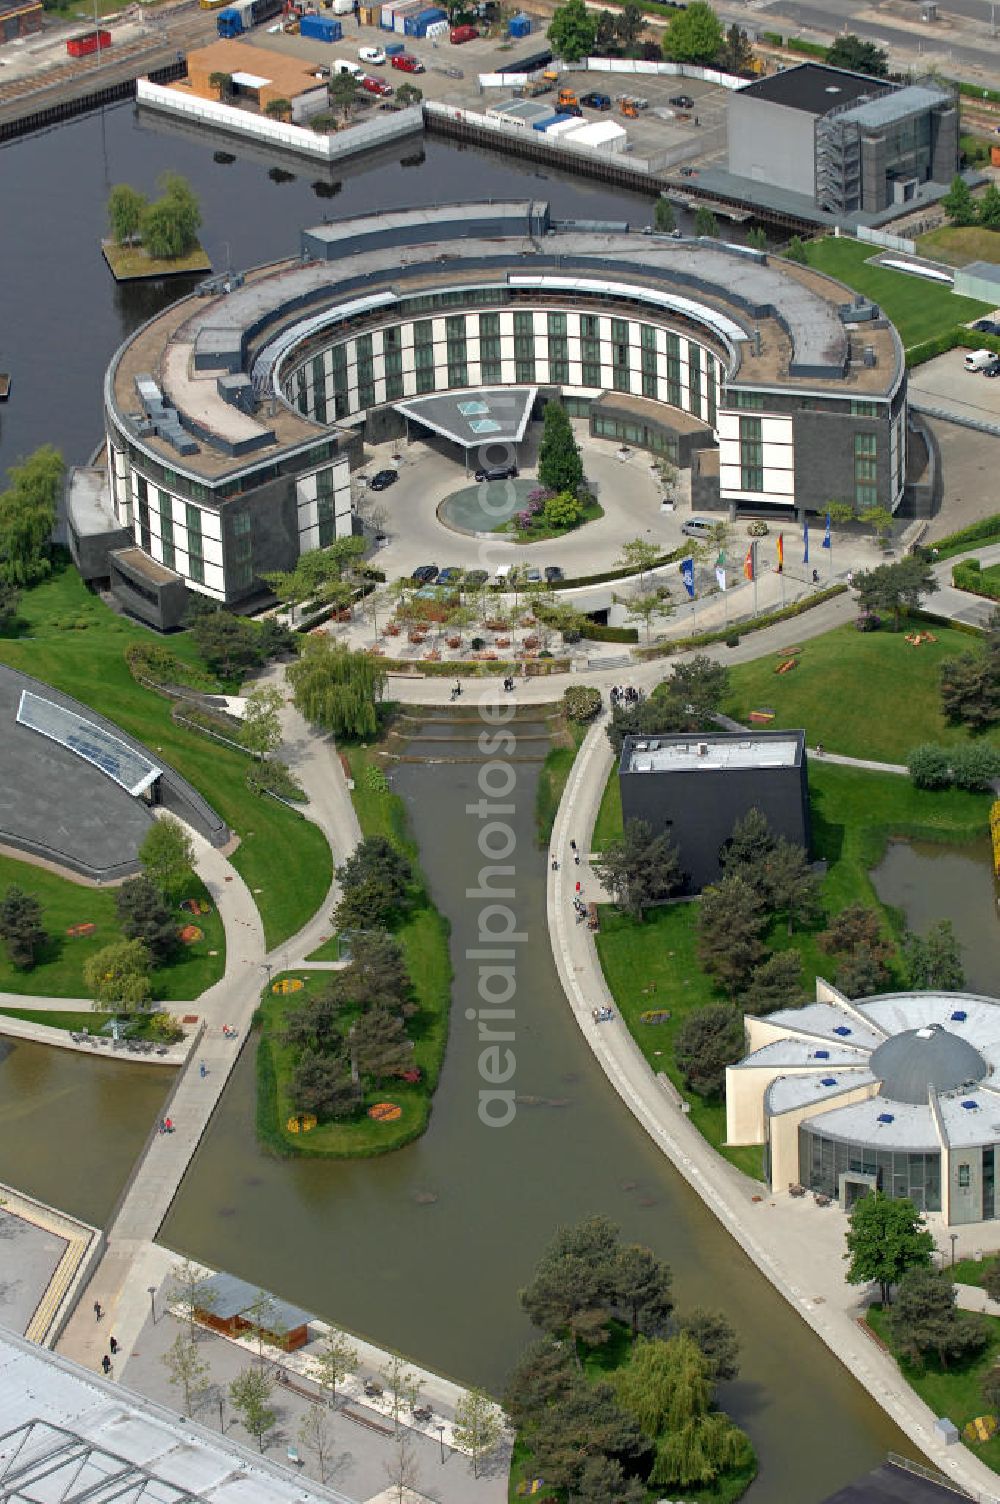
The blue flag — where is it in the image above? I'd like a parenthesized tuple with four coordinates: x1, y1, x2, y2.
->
(822, 512, 832, 549)
(681, 557, 695, 599)
(803, 518, 809, 564)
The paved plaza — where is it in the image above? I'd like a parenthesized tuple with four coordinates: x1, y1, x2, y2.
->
(121, 1302, 510, 1504)
(0, 1208, 68, 1336)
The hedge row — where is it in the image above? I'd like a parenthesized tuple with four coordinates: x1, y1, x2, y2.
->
(552, 544, 685, 591)
(580, 623, 640, 643)
(905, 328, 1000, 368)
(953, 559, 1000, 601)
(633, 583, 847, 659)
(786, 36, 827, 58)
(958, 80, 1000, 104)
(930, 514, 1000, 561)
(381, 656, 572, 677)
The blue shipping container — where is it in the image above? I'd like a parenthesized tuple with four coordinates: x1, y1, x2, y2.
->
(300, 13, 342, 40)
(384, 38, 405, 51)
(531, 115, 559, 130)
(508, 12, 530, 36)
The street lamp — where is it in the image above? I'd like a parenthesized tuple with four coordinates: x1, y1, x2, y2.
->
(436, 1423, 445, 1464)
(147, 1285, 157, 1325)
(218, 1393, 225, 1432)
(950, 1232, 959, 1269)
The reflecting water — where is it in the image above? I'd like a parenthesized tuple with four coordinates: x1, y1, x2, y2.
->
(0, 1039, 172, 1224)
(870, 837, 998, 995)
(162, 710, 910, 1500)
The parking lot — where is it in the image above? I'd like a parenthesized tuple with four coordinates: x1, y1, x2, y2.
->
(242, 20, 730, 169)
(909, 335, 1000, 429)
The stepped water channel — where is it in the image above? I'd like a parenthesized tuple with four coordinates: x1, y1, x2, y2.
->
(0, 99, 983, 1500)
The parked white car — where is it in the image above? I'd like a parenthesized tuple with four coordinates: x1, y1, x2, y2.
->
(358, 45, 386, 64)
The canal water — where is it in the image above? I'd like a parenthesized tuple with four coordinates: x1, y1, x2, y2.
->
(0, 102, 939, 1497)
(161, 707, 910, 1500)
(871, 836, 998, 995)
(0, 1038, 171, 1225)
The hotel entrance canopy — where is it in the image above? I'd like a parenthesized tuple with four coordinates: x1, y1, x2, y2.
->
(393, 387, 537, 448)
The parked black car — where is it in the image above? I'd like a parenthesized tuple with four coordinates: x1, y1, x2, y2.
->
(580, 91, 611, 110)
(464, 568, 489, 587)
(669, 93, 694, 109)
(370, 468, 398, 491)
(411, 564, 438, 583)
(544, 565, 565, 583)
(475, 464, 518, 481)
(984, 360, 1000, 377)
(973, 319, 1000, 334)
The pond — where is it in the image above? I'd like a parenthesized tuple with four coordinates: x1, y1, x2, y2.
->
(870, 836, 998, 994)
(437, 478, 539, 535)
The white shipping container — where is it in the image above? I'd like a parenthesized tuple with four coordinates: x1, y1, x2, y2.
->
(379, 4, 395, 24)
(564, 119, 627, 153)
(544, 115, 583, 137)
(425, 17, 447, 35)
(331, 0, 354, 13)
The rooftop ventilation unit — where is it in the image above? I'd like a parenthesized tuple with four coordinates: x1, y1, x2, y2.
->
(820, 1077, 837, 1087)
(814, 1050, 830, 1059)
(697, 742, 709, 756)
(951, 1010, 968, 1023)
(961, 1099, 980, 1110)
(877, 1112, 895, 1125)
(863, 346, 877, 368)
(833, 1026, 852, 1037)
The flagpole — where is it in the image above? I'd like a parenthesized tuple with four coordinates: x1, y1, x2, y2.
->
(753, 542, 758, 617)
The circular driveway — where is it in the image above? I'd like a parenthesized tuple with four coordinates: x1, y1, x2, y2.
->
(358, 426, 695, 580)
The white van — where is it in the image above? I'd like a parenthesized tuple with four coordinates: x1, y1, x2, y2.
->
(965, 349, 993, 371)
(331, 59, 363, 77)
(358, 44, 385, 64)
(681, 516, 716, 539)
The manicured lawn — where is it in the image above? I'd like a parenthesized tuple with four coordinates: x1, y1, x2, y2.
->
(916, 224, 1000, 269)
(102, 241, 211, 282)
(954, 1255, 1000, 1288)
(304, 934, 344, 962)
(956, 560, 1000, 597)
(593, 762, 622, 852)
(0, 563, 331, 949)
(0, 1006, 185, 1039)
(802, 237, 993, 347)
(0, 852, 224, 1000)
(535, 715, 587, 846)
(867, 1304, 1000, 1475)
(593, 762, 990, 1173)
(723, 623, 992, 763)
(255, 741, 452, 1158)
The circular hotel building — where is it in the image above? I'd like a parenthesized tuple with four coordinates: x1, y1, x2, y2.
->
(726, 980, 1000, 1227)
(70, 201, 911, 630)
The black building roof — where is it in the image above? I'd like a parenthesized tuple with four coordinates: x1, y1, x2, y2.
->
(737, 63, 895, 117)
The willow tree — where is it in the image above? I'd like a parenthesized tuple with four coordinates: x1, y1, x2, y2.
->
(287, 637, 386, 739)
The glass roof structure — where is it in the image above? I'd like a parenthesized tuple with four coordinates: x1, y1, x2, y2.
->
(16, 692, 161, 798)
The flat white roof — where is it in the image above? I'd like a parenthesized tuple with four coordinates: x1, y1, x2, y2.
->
(229, 70, 271, 88)
(625, 735, 801, 773)
(767, 1068, 875, 1116)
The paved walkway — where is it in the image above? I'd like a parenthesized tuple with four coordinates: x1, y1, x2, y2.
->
(930, 543, 1000, 631)
(57, 822, 266, 1370)
(545, 712, 1000, 1503)
(0, 1009, 191, 1062)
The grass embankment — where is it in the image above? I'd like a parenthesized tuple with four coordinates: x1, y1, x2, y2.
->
(0, 1006, 184, 1039)
(867, 1304, 1000, 1475)
(535, 714, 587, 846)
(916, 224, 1000, 268)
(723, 623, 995, 763)
(801, 237, 992, 346)
(0, 852, 224, 1000)
(102, 241, 212, 282)
(0, 563, 331, 949)
(255, 742, 452, 1158)
(594, 761, 990, 1175)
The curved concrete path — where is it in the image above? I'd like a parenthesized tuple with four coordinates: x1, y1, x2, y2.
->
(58, 823, 266, 1370)
(546, 713, 1000, 1503)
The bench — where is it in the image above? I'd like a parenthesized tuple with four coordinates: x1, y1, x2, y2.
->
(342, 1405, 396, 1437)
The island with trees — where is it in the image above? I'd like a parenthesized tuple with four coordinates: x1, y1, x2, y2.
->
(102, 173, 211, 281)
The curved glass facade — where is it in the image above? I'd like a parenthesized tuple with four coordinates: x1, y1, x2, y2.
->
(799, 1126, 941, 1212)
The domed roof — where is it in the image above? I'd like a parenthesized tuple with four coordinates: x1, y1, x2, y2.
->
(870, 1024, 988, 1105)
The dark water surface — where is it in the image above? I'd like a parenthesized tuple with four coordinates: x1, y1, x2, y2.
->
(871, 837, 998, 995)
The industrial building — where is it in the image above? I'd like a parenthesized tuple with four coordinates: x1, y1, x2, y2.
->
(726, 980, 1000, 1226)
(178, 39, 330, 120)
(75, 201, 909, 628)
(727, 64, 959, 219)
(617, 730, 810, 893)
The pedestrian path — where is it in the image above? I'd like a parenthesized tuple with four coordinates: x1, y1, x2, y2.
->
(546, 713, 1000, 1504)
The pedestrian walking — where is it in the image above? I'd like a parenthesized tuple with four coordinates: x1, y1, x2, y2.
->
(199, 1062, 207, 1079)
(101, 1354, 111, 1375)
(551, 856, 559, 871)
(569, 838, 577, 852)
(109, 1335, 119, 1356)
(574, 852, 580, 866)
(94, 1300, 103, 1322)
